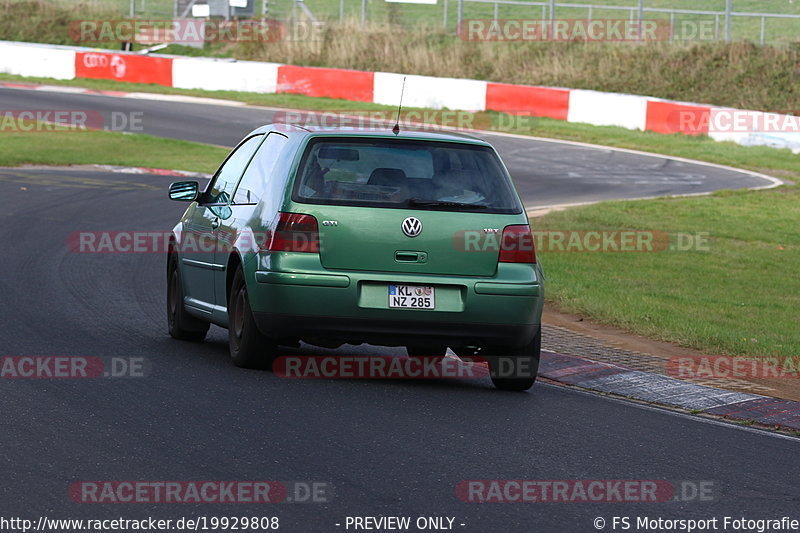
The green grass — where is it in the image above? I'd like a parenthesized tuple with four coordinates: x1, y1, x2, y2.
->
(44, 0, 177, 18)
(0, 128, 227, 172)
(535, 185, 800, 358)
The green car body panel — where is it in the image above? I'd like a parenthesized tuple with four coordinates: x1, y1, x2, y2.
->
(169, 125, 544, 352)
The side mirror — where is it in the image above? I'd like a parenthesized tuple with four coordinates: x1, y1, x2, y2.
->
(168, 181, 199, 202)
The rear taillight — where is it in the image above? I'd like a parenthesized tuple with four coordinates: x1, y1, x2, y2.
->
(498, 224, 537, 263)
(266, 212, 319, 253)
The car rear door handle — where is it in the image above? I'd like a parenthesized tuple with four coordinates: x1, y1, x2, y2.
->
(211, 217, 220, 229)
(395, 251, 428, 263)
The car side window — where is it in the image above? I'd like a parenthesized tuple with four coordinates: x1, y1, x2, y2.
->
(206, 135, 264, 205)
(233, 132, 289, 205)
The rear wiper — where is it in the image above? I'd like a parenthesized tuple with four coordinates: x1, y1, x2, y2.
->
(407, 199, 488, 209)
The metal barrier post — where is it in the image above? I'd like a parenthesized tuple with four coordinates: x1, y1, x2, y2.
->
(669, 12, 674, 41)
(725, 0, 732, 41)
(637, 0, 644, 41)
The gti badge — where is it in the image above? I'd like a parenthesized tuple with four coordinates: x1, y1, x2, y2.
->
(322, 220, 338, 226)
(401, 217, 423, 238)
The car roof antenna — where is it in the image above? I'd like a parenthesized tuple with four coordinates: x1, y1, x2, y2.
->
(392, 77, 406, 135)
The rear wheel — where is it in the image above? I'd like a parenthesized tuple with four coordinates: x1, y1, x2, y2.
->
(167, 255, 209, 342)
(487, 327, 541, 391)
(228, 265, 277, 370)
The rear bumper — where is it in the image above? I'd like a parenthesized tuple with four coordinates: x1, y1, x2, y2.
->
(254, 271, 541, 297)
(248, 256, 543, 348)
(253, 312, 539, 347)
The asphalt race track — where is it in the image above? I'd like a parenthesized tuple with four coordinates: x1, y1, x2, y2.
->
(0, 88, 797, 531)
(0, 87, 774, 207)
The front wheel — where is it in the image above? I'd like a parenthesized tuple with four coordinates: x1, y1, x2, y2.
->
(228, 266, 277, 370)
(487, 326, 541, 391)
(167, 255, 209, 342)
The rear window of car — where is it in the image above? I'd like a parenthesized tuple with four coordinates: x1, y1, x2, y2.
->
(291, 137, 523, 214)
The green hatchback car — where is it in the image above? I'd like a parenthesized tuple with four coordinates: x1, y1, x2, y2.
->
(167, 125, 544, 390)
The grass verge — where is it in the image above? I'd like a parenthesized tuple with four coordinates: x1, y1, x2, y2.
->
(0, 128, 227, 172)
(536, 185, 800, 358)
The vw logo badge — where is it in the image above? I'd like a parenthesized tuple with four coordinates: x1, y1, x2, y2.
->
(401, 217, 422, 238)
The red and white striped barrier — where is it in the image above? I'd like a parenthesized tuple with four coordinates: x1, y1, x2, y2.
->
(0, 41, 76, 80)
(173, 57, 280, 93)
(373, 72, 487, 111)
(1, 40, 798, 153)
(486, 83, 570, 120)
(278, 65, 374, 101)
(76, 50, 173, 85)
(645, 100, 710, 136)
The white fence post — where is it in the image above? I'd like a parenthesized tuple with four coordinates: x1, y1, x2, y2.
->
(725, 0, 732, 41)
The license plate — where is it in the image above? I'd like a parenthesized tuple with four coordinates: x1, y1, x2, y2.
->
(388, 285, 435, 309)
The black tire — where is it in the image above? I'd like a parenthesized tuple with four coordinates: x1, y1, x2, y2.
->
(488, 326, 541, 391)
(228, 265, 277, 369)
(167, 255, 209, 341)
(405, 345, 448, 358)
